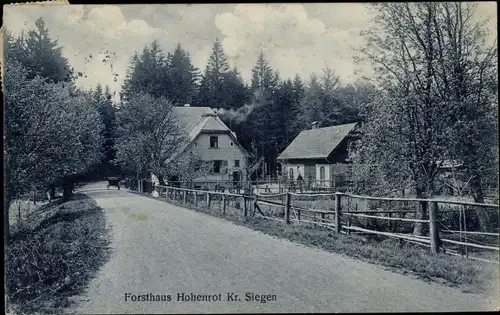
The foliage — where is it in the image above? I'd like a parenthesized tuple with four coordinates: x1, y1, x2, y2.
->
(167, 151, 213, 186)
(114, 92, 188, 185)
(4, 59, 104, 204)
(196, 38, 231, 108)
(351, 3, 498, 234)
(166, 43, 200, 105)
(120, 41, 169, 101)
(88, 84, 118, 177)
(5, 18, 73, 83)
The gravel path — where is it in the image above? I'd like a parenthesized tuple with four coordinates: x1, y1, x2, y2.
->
(69, 182, 498, 313)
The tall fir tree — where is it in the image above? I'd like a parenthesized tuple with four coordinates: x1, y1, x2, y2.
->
(120, 41, 169, 101)
(298, 74, 323, 130)
(221, 67, 250, 109)
(250, 52, 278, 93)
(196, 38, 230, 108)
(166, 43, 200, 105)
(6, 18, 73, 83)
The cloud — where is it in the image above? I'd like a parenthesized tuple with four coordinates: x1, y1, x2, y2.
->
(214, 4, 374, 85)
(2, 3, 496, 100)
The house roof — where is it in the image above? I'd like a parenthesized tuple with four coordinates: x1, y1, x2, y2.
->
(173, 107, 214, 135)
(167, 106, 247, 164)
(277, 123, 357, 160)
(173, 107, 237, 140)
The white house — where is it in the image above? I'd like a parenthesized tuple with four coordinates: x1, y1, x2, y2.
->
(277, 121, 358, 189)
(152, 105, 248, 188)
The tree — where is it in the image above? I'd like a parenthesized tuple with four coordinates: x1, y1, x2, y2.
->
(12, 18, 73, 83)
(90, 84, 117, 178)
(297, 74, 323, 130)
(165, 43, 200, 105)
(430, 3, 498, 230)
(167, 152, 212, 188)
(354, 2, 498, 235)
(251, 52, 278, 93)
(114, 93, 188, 185)
(196, 38, 230, 108)
(222, 67, 250, 109)
(4, 59, 104, 238)
(120, 41, 169, 101)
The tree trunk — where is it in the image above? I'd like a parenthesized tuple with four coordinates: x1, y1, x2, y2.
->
(470, 174, 490, 232)
(413, 186, 430, 236)
(157, 174, 166, 186)
(62, 178, 74, 202)
(49, 184, 56, 200)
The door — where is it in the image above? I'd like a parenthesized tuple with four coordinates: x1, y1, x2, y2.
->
(304, 164, 316, 188)
(232, 171, 241, 188)
(319, 166, 326, 187)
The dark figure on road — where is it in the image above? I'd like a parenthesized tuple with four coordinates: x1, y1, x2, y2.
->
(107, 177, 121, 190)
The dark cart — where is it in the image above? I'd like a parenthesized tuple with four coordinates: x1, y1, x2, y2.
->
(107, 177, 121, 190)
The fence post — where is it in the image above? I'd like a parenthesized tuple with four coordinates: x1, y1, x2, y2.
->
(206, 192, 211, 208)
(183, 190, 187, 204)
(334, 193, 342, 233)
(285, 192, 291, 224)
(429, 201, 439, 254)
(222, 195, 226, 215)
(243, 196, 248, 217)
(194, 191, 198, 207)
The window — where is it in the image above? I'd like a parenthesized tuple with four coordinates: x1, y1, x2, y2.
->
(234, 160, 240, 167)
(213, 160, 222, 173)
(320, 166, 325, 181)
(210, 136, 218, 148)
(230, 142, 234, 146)
(289, 168, 294, 179)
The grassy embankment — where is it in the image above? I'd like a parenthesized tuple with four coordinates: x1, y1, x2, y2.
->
(6, 194, 111, 314)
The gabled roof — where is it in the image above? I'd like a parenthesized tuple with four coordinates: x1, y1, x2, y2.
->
(167, 106, 247, 164)
(277, 123, 357, 160)
(173, 107, 214, 135)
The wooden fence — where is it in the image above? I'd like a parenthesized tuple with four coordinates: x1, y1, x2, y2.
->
(151, 184, 499, 263)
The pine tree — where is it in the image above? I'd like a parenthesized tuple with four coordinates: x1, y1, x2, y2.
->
(298, 74, 323, 129)
(166, 43, 200, 105)
(196, 38, 230, 107)
(221, 67, 249, 109)
(120, 41, 169, 101)
(21, 18, 73, 83)
(250, 52, 278, 93)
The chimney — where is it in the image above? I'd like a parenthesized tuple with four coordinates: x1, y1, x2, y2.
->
(311, 121, 318, 129)
(202, 111, 217, 117)
(184, 103, 190, 107)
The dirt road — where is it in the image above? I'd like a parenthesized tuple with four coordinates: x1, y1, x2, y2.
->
(70, 182, 498, 313)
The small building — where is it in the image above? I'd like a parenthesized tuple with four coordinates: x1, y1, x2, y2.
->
(277, 121, 358, 189)
(153, 105, 248, 189)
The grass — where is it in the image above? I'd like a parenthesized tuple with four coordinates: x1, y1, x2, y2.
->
(153, 192, 499, 295)
(6, 194, 111, 315)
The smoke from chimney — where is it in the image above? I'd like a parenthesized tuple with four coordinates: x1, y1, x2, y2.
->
(216, 102, 260, 125)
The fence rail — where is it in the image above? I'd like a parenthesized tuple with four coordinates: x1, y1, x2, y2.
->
(136, 182, 499, 263)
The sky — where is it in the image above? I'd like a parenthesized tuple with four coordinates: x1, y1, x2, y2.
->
(3, 3, 497, 101)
